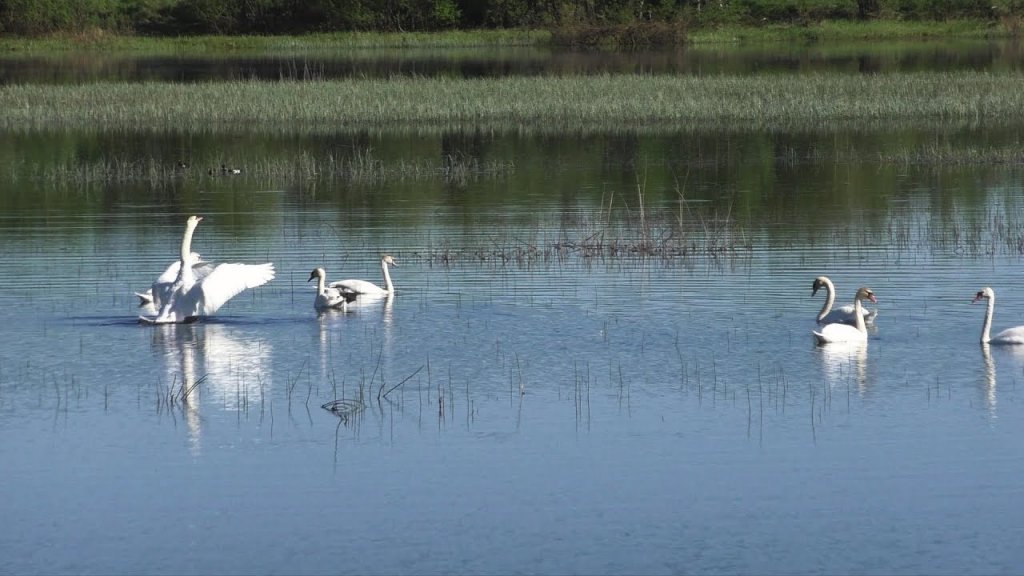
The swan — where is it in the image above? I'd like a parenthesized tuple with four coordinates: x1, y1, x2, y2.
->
(135, 252, 213, 308)
(221, 163, 241, 175)
(308, 267, 358, 311)
(812, 276, 877, 325)
(139, 215, 276, 324)
(973, 287, 1024, 344)
(812, 287, 877, 344)
(329, 254, 397, 297)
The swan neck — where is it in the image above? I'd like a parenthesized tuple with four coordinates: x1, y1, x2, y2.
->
(381, 259, 393, 293)
(853, 294, 866, 333)
(181, 222, 198, 265)
(317, 273, 326, 294)
(817, 278, 836, 322)
(982, 294, 994, 343)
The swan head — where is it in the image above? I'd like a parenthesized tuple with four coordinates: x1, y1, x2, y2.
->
(382, 254, 397, 267)
(308, 267, 326, 282)
(186, 215, 203, 227)
(811, 276, 830, 296)
(855, 287, 877, 304)
(973, 287, 995, 303)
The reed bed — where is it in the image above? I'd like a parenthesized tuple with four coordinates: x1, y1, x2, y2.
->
(3, 71, 1024, 134)
(7, 151, 514, 188)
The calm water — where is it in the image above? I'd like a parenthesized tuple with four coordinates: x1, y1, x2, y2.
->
(3, 45, 1024, 576)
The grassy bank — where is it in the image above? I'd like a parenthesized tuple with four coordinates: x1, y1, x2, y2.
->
(2, 71, 1023, 134)
(0, 19, 1008, 54)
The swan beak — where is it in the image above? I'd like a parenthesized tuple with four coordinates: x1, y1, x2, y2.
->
(972, 292, 985, 303)
(811, 285, 820, 296)
(867, 294, 877, 304)
(307, 273, 317, 282)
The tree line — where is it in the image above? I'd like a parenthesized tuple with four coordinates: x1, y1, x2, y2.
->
(0, 0, 1016, 37)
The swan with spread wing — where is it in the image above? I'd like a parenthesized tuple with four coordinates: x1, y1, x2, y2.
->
(139, 216, 275, 324)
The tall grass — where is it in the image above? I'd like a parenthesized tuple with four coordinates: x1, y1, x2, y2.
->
(3, 71, 1024, 134)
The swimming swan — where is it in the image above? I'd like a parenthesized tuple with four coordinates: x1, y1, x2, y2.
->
(330, 254, 397, 297)
(139, 215, 275, 324)
(812, 287, 877, 344)
(812, 276, 877, 325)
(973, 287, 1024, 344)
(309, 267, 358, 311)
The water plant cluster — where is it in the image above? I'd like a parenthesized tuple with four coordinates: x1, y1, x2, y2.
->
(3, 71, 1024, 134)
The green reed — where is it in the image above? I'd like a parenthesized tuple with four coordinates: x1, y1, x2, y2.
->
(3, 71, 1024, 134)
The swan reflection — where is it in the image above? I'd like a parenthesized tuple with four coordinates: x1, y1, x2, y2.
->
(151, 322, 273, 453)
(313, 294, 394, 391)
(980, 343, 997, 418)
(817, 340, 869, 395)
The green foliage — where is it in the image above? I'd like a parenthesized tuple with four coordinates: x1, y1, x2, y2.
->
(551, 20, 687, 47)
(0, 0, 1016, 36)
(0, 0, 127, 34)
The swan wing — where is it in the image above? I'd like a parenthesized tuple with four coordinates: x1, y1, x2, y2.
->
(147, 260, 183, 309)
(135, 290, 154, 306)
(316, 286, 356, 310)
(194, 262, 276, 315)
(328, 279, 386, 295)
(148, 259, 211, 309)
(823, 304, 877, 325)
(813, 322, 866, 344)
(991, 326, 1024, 344)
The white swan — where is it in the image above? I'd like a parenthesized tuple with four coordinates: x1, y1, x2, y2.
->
(812, 287, 877, 344)
(812, 276, 877, 325)
(135, 252, 213, 309)
(309, 267, 357, 311)
(973, 287, 1024, 344)
(330, 254, 397, 297)
(139, 215, 276, 324)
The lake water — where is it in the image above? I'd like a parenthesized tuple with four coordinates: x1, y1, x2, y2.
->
(3, 44, 1024, 575)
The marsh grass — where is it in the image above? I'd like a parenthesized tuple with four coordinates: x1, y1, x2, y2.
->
(8, 150, 515, 189)
(691, 19, 994, 44)
(4, 71, 1024, 134)
(878, 144, 1024, 166)
(421, 193, 753, 267)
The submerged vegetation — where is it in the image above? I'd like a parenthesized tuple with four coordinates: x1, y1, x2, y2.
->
(3, 71, 1024, 134)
